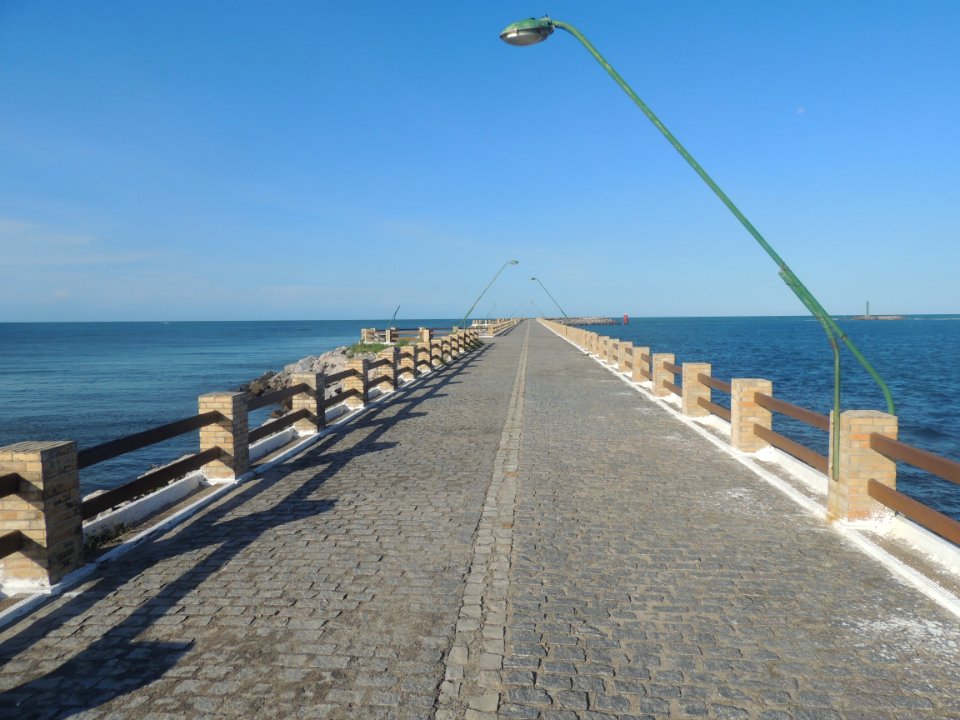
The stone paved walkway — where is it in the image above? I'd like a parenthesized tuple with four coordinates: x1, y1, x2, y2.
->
(2, 321, 960, 719)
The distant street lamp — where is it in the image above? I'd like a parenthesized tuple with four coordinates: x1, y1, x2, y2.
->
(485, 303, 497, 321)
(530, 276, 568, 318)
(500, 16, 895, 479)
(459, 260, 519, 329)
(530, 299, 545, 317)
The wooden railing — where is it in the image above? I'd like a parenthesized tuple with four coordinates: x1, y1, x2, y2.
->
(868, 436, 960, 545)
(539, 317, 960, 548)
(754, 393, 830, 473)
(697, 374, 732, 421)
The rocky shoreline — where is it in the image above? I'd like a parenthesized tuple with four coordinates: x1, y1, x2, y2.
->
(239, 345, 381, 415)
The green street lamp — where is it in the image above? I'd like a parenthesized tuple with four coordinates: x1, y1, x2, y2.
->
(500, 16, 894, 480)
(530, 276, 569, 319)
(459, 260, 519, 330)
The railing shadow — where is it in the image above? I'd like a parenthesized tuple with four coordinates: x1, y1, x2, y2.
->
(0, 344, 490, 718)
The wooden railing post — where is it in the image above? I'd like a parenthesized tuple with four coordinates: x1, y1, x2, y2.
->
(419, 327, 432, 345)
(682, 363, 711, 417)
(345, 358, 368, 409)
(828, 411, 898, 521)
(618, 341, 633, 374)
(198, 391, 249, 480)
(291, 372, 325, 432)
(384, 327, 396, 344)
(652, 353, 675, 397)
(441, 335, 452, 363)
(0, 441, 83, 589)
(731, 379, 772, 452)
(431, 339, 443, 368)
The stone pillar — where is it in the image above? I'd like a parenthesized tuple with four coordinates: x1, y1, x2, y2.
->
(450, 332, 461, 356)
(618, 342, 633, 374)
(731, 379, 772, 452)
(413, 344, 426, 375)
(431, 339, 443, 368)
(419, 327, 432, 344)
(652, 353, 675, 398)
(682, 363, 711, 417)
(598, 337, 608, 363)
(399, 344, 416, 382)
(199, 391, 250, 480)
(290, 372, 325, 432)
(632, 346, 651, 383)
(376, 346, 398, 392)
(0, 441, 83, 588)
(442, 336, 451, 363)
(828, 411, 898, 521)
(344, 358, 368, 409)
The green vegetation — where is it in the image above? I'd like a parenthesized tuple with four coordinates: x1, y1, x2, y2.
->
(347, 342, 388, 357)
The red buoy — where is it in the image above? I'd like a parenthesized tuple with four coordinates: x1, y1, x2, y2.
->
(623, 313, 629, 325)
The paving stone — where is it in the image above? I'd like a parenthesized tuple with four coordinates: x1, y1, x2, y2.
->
(0, 339, 520, 719)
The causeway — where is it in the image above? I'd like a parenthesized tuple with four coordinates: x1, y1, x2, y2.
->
(2, 320, 960, 719)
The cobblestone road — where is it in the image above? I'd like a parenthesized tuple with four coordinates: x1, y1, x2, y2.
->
(3, 321, 960, 720)
(496, 322, 960, 720)
(0, 332, 525, 719)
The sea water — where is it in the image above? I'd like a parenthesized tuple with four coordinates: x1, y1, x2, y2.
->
(0, 317, 957, 520)
(0, 320, 456, 495)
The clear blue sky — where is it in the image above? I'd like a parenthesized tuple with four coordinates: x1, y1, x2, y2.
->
(1, 1, 958, 321)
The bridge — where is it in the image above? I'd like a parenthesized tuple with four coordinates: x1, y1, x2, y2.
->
(2, 320, 959, 718)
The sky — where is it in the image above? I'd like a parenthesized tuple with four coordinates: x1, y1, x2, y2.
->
(1, 1, 958, 321)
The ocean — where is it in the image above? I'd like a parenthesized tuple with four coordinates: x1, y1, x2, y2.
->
(0, 319, 457, 496)
(0, 317, 957, 521)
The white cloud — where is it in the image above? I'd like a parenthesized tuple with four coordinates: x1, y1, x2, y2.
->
(0, 215, 159, 266)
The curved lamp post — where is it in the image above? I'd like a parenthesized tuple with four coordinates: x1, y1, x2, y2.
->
(530, 276, 569, 318)
(459, 260, 519, 330)
(500, 16, 895, 479)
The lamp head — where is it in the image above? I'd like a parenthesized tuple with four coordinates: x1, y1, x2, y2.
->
(530, 276, 537, 281)
(499, 17, 554, 47)
(509, 259, 519, 265)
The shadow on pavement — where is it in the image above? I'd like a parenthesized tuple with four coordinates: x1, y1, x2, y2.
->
(0, 345, 491, 718)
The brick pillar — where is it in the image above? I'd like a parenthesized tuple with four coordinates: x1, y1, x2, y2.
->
(0, 441, 83, 588)
(632, 346, 651, 383)
(376, 346, 398, 391)
(199, 391, 249, 480)
(399, 345, 416, 382)
(344, 358, 368, 409)
(828, 411, 898, 521)
(618, 342, 633, 374)
(652, 353, 675, 398)
(731, 379, 772, 452)
(290, 372, 325, 432)
(419, 327, 432, 344)
(682, 363, 711, 417)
